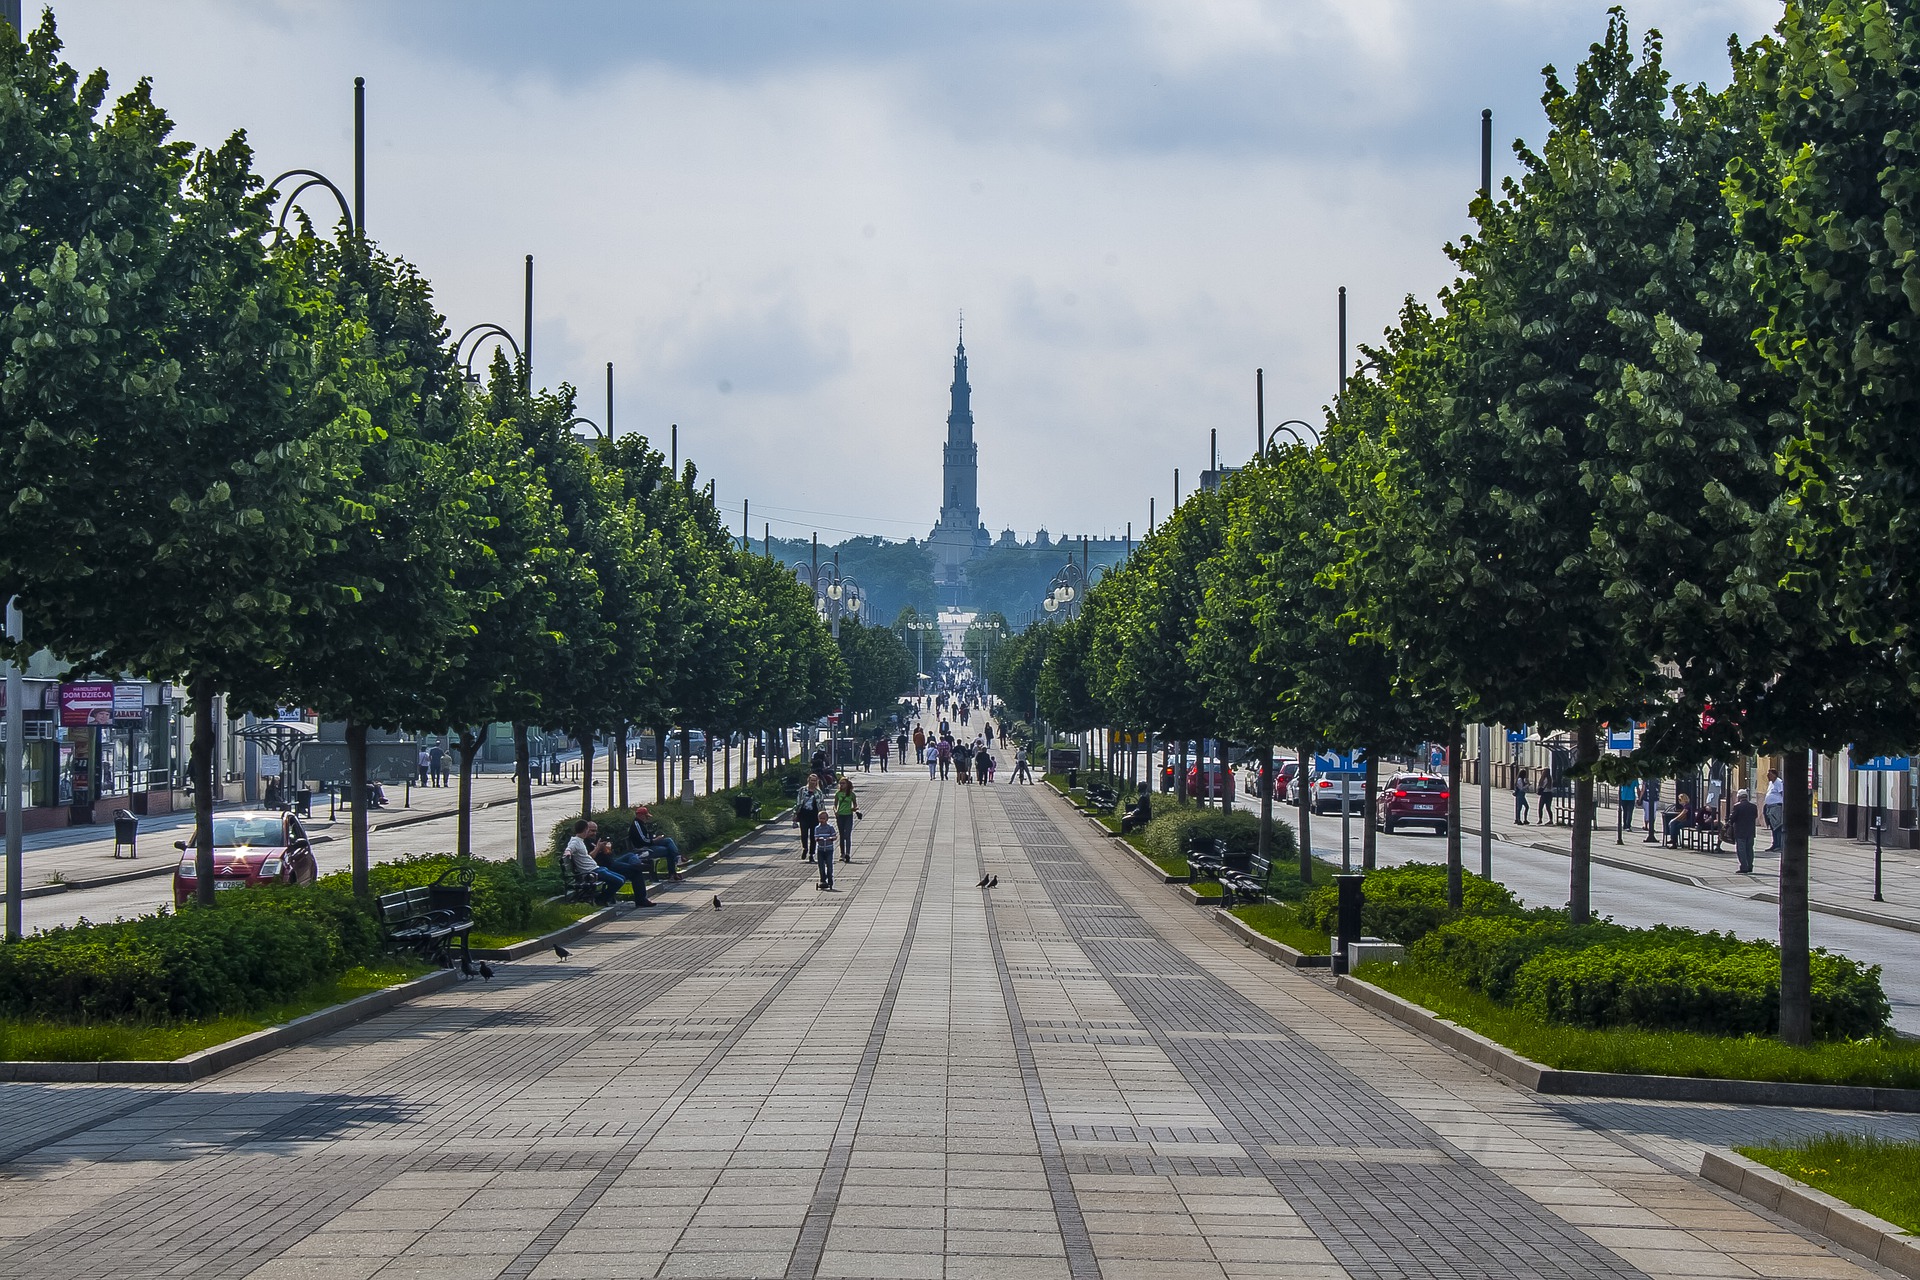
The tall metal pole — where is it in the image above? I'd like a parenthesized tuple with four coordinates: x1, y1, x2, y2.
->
(1481, 108, 1493, 201)
(743, 499, 750, 550)
(671, 424, 678, 477)
(522, 254, 534, 390)
(353, 77, 365, 235)
(1210, 428, 1217, 477)
(5, 596, 23, 941)
(1338, 286, 1348, 396)
(1149, 497, 1155, 532)
(1255, 367, 1264, 459)
(606, 362, 614, 438)
(1479, 723, 1493, 879)
(1174, 469, 1180, 507)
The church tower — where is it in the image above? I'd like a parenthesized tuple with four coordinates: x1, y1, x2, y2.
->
(930, 324, 986, 601)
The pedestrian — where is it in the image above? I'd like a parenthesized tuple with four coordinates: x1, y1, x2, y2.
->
(953, 741, 971, 785)
(878, 737, 889, 772)
(985, 723, 995, 747)
(1013, 745, 1033, 784)
(426, 742, 443, 787)
(1535, 769, 1553, 826)
(985, 750, 996, 783)
(1763, 769, 1784, 852)
(834, 777, 861, 863)
(898, 728, 910, 759)
(937, 736, 952, 780)
(794, 773, 825, 861)
(862, 740, 873, 773)
(1729, 788, 1759, 873)
(813, 814, 837, 888)
(913, 725, 926, 757)
(974, 747, 988, 784)
(1513, 767, 1529, 825)
(925, 740, 938, 779)
(417, 746, 431, 787)
(1618, 777, 1638, 839)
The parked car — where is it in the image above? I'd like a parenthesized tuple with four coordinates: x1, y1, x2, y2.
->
(173, 811, 319, 906)
(1243, 758, 1299, 800)
(1187, 762, 1232, 798)
(1291, 771, 1365, 814)
(1376, 772, 1450, 835)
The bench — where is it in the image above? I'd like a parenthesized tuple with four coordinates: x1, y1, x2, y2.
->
(1081, 783, 1119, 814)
(378, 867, 474, 968)
(1677, 813, 1723, 852)
(1185, 836, 1250, 888)
(1218, 850, 1285, 906)
(556, 856, 604, 904)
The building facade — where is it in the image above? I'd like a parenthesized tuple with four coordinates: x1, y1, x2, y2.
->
(928, 330, 990, 601)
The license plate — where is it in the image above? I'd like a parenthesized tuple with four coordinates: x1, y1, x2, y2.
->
(213, 879, 247, 891)
(1414, 804, 1435, 811)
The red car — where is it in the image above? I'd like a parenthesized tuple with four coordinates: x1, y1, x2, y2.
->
(1187, 762, 1231, 798)
(1376, 773, 1449, 835)
(173, 811, 319, 905)
(1243, 759, 1298, 800)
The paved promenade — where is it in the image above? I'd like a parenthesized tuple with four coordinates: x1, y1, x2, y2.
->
(0, 774, 1906, 1278)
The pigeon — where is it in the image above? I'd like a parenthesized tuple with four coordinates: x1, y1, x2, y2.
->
(478, 962, 494, 981)
(713, 894, 722, 910)
(460, 958, 477, 978)
(553, 944, 572, 960)
(977, 874, 991, 888)
(988, 875, 999, 888)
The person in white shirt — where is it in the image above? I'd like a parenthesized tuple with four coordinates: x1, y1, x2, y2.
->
(1763, 770, 1785, 852)
(565, 819, 623, 905)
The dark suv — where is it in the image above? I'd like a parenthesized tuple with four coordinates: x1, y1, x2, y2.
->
(1376, 773, 1449, 835)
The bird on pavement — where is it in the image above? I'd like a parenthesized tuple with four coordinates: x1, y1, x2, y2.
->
(553, 944, 572, 960)
(460, 958, 476, 978)
(713, 894, 723, 910)
(977, 874, 990, 888)
(988, 875, 999, 888)
(479, 962, 494, 981)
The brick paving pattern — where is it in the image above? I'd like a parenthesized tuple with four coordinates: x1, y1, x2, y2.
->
(0, 772, 1901, 1278)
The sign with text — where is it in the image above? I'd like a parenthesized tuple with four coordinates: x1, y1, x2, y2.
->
(1856, 755, 1912, 773)
(58, 681, 114, 727)
(112, 684, 145, 721)
(1606, 722, 1636, 751)
(1506, 726, 1529, 744)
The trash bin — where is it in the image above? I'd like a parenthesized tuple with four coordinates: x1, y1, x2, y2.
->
(733, 794, 756, 819)
(113, 810, 138, 860)
(293, 787, 312, 818)
(1067, 768, 1079, 789)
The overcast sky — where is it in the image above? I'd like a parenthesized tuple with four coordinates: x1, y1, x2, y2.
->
(54, 0, 1777, 544)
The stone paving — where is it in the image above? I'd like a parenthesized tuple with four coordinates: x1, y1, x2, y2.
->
(0, 772, 1910, 1278)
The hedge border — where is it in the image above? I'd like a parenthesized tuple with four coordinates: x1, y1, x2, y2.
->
(1334, 973, 1920, 1112)
(1701, 1149, 1920, 1277)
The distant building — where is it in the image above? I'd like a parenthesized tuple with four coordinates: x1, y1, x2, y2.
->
(928, 327, 991, 600)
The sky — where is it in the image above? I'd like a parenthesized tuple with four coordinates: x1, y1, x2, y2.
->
(50, 0, 1780, 544)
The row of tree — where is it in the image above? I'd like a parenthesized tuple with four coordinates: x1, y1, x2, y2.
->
(1012, 1, 1920, 1045)
(0, 18, 858, 901)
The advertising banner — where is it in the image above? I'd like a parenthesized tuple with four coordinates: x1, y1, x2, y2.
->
(59, 681, 114, 727)
(112, 684, 145, 721)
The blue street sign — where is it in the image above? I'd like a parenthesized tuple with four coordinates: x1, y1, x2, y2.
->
(1606, 722, 1636, 751)
(1506, 726, 1528, 744)
(1314, 750, 1365, 776)
(1857, 755, 1911, 772)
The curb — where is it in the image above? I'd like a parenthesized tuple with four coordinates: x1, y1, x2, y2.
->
(471, 906, 619, 961)
(1333, 973, 1920, 1111)
(0, 968, 461, 1084)
(1212, 908, 1330, 968)
(1107, 836, 1189, 884)
(1700, 1149, 1920, 1277)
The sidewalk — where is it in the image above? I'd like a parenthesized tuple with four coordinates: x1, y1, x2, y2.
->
(1461, 792, 1920, 933)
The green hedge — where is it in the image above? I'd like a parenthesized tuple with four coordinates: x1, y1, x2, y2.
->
(1140, 802, 1295, 865)
(0, 886, 381, 1023)
(1402, 910, 1890, 1040)
(321, 854, 536, 934)
(1300, 863, 1521, 944)
(546, 773, 794, 863)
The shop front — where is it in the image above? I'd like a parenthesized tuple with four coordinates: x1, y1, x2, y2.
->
(1, 677, 177, 832)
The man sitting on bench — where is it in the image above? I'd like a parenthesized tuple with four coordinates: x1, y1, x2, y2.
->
(1120, 784, 1153, 835)
(628, 806, 682, 882)
(566, 819, 626, 906)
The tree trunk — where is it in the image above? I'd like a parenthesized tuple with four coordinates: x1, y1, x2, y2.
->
(1779, 748, 1813, 1046)
(1296, 746, 1313, 884)
(347, 721, 370, 898)
(512, 722, 534, 873)
(1445, 727, 1463, 911)
(1257, 746, 1273, 866)
(1362, 754, 1379, 871)
(579, 730, 594, 815)
(190, 678, 217, 908)
(1570, 721, 1598, 925)
(455, 728, 481, 859)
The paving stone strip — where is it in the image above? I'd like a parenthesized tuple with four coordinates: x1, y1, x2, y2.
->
(995, 788, 1650, 1280)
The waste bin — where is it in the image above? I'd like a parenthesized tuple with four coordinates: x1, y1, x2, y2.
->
(733, 794, 756, 819)
(294, 787, 312, 818)
(113, 809, 138, 860)
(1067, 768, 1079, 790)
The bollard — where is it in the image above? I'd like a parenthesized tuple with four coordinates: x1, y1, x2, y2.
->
(1333, 873, 1365, 975)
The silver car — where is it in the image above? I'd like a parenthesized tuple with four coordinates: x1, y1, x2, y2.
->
(1290, 771, 1365, 814)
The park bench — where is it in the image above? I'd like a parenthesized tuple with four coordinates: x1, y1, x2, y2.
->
(378, 866, 474, 968)
(1185, 835, 1251, 891)
(555, 856, 605, 905)
(1677, 812, 1723, 852)
(1081, 782, 1119, 814)
(1218, 849, 1285, 907)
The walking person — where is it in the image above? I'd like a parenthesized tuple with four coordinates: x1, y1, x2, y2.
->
(1535, 769, 1553, 827)
(813, 815, 837, 888)
(1729, 788, 1759, 873)
(794, 773, 826, 861)
(834, 777, 861, 863)
(937, 736, 952, 780)
(428, 742, 446, 787)
(974, 745, 988, 784)
(862, 740, 873, 773)
(877, 737, 889, 773)
(417, 746, 432, 787)
(898, 728, 910, 760)
(925, 741, 938, 780)
(1763, 769, 1785, 851)
(1513, 766, 1529, 825)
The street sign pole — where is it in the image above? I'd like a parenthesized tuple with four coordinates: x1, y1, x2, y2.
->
(1478, 724, 1492, 880)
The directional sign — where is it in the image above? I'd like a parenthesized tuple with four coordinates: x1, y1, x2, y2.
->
(1314, 750, 1365, 777)
(1506, 726, 1529, 744)
(1856, 755, 1912, 772)
(1606, 722, 1636, 751)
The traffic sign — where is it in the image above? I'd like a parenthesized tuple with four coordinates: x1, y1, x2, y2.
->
(1506, 726, 1528, 744)
(1606, 722, 1636, 751)
(1314, 749, 1365, 777)
(1857, 755, 1911, 772)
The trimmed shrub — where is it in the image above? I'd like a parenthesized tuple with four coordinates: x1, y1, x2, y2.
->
(0, 886, 380, 1023)
(1509, 942, 1889, 1040)
(322, 854, 536, 934)
(1141, 803, 1295, 865)
(1301, 863, 1520, 944)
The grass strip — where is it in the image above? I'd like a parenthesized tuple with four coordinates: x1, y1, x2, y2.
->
(1360, 964, 1920, 1088)
(1738, 1135, 1920, 1233)
(1230, 902, 1329, 954)
(0, 961, 434, 1063)
(469, 900, 600, 950)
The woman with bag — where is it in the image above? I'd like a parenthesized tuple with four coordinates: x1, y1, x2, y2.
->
(834, 777, 862, 863)
(794, 773, 825, 861)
